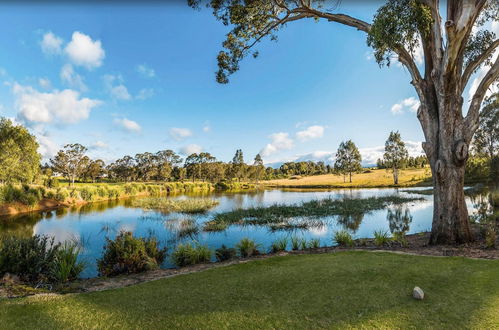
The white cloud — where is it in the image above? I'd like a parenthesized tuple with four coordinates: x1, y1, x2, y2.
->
(261, 132, 294, 157)
(114, 118, 141, 133)
(40, 32, 63, 55)
(103, 74, 131, 101)
(391, 97, 420, 115)
(169, 127, 192, 141)
(296, 125, 325, 142)
(65, 31, 105, 69)
(359, 140, 424, 166)
(179, 144, 202, 155)
(202, 121, 211, 133)
(36, 133, 59, 159)
(13, 83, 101, 124)
(60, 64, 87, 92)
(294, 150, 335, 163)
(38, 78, 52, 90)
(136, 88, 154, 100)
(91, 140, 108, 149)
(136, 64, 155, 78)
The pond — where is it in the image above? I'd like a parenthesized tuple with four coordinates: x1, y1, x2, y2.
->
(0, 187, 491, 278)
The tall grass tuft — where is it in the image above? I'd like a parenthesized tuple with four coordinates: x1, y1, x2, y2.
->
(373, 230, 391, 247)
(270, 237, 288, 253)
(171, 243, 211, 267)
(333, 230, 354, 247)
(215, 245, 237, 262)
(236, 238, 260, 258)
(308, 238, 321, 249)
(52, 241, 86, 283)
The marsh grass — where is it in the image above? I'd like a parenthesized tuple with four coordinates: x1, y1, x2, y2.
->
(373, 230, 391, 246)
(204, 196, 422, 231)
(171, 242, 211, 267)
(333, 230, 354, 247)
(308, 238, 320, 249)
(270, 237, 288, 253)
(236, 238, 260, 258)
(132, 198, 219, 214)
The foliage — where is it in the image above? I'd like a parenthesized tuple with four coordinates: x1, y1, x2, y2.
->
(0, 117, 41, 184)
(50, 144, 88, 186)
(204, 195, 422, 231)
(270, 237, 287, 253)
(472, 93, 498, 159)
(383, 131, 409, 184)
(97, 232, 167, 276)
(215, 244, 237, 262)
(131, 198, 219, 213)
(171, 242, 211, 267)
(333, 230, 354, 247)
(308, 238, 321, 249)
(334, 140, 362, 183)
(0, 235, 84, 283)
(235, 238, 260, 258)
(373, 230, 391, 247)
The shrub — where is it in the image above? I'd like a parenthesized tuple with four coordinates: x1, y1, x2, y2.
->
(79, 186, 96, 201)
(52, 241, 85, 283)
(485, 227, 496, 249)
(333, 230, 354, 247)
(55, 188, 69, 202)
(124, 184, 138, 195)
(290, 236, 304, 250)
(0, 235, 56, 283)
(373, 230, 391, 247)
(392, 231, 408, 247)
(69, 189, 80, 200)
(97, 232, 167, 276)
(215, 244, 237, 262)
(45, 177, 60, 188)
(236, 238, 260, 258)
(96, 186, 108, 198)
(171, 243, 211, 267)
(308, 238, 320, 249)
(107, 187, 121, 199)
(270, 237, 288, 253)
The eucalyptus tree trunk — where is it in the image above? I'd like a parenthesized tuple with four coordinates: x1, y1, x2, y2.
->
(393, 167, 399, 185)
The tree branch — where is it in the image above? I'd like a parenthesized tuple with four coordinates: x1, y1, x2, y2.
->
(461, 38, 499, 92)
(464, 56, 499, 141)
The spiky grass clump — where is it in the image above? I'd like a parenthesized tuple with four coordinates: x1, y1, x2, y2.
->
(373, 230, 391, 247)
(236, 238, 260, 258)
(333, 230, 354, 247)
(132, 198, 219, 214)
(270, 237, 288, 253)
(171, 243, 211, 267)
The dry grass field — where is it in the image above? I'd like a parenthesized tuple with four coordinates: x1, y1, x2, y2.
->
(264, 167, 432, 188)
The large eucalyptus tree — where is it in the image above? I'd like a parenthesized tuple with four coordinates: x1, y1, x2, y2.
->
(190, 0, 499, 244)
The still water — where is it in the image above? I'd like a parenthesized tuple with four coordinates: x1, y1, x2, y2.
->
(0, 187, 486, 277)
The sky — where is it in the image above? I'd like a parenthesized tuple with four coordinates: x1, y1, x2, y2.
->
(0, 1, 495, 167)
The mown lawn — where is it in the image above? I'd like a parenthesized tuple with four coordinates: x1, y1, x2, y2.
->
(0, 251, 497, 329)
(265, 168, 431, 188)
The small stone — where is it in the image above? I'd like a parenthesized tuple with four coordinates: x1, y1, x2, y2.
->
(413, 286, 424, 300)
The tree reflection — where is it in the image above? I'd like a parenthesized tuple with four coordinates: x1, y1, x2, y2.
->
(387, 207, 412, 235)
(336, 213, 364, 233)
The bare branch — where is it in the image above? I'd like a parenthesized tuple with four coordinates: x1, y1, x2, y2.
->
(464, 56, 499, 140)
(461, 38, 499, 92)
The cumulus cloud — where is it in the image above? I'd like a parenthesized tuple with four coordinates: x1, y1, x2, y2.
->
(168, 127, 192, 141)
(36, 133, 59, 159)
(60, 64, 87, 91)
(391, 97, 420, 115)
(296, 125, 325, 142)
(91, 140, 108, 149)
(136, 64, 155, 78)
(260, 132, 294, 157)
(13, 83, 101, 124)
(65, 32, 105, 69)
(136, 88, 154, 100)
(294, 150, 335, 163)
(179, 144, 202, 155)
(40, 32, 63, 55)
(359, 140, 424, 166)
(114, 118, 141, 133)
(103, 74, 131, 101)
(202, 121, 211, 133)
(38, 78, 52, 90)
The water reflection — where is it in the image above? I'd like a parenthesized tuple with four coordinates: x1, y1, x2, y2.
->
(387, 207, 413, 235)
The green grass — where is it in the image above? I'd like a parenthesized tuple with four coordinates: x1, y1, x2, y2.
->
(0, 252, 497, 329)
(131, 198, 219, 214)
(204, 195, 422, 231)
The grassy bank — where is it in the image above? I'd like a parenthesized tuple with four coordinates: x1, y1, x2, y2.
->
(265, 168, 431, 188)
(0, 251, 497, 329)
(204, 195, 423, 231)
(131, 198, 219, 214)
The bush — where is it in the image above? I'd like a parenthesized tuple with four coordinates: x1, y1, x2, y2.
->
(171, 243, 211, 267)
(215, 244, 237, 262)
(55, 188, 69, 202)
(107, 187, 121, 199)
(52, 241, 86, 283)
(333, 230, 354, 247)
(392, 231, 408, 247)
(373, 230, 391, 246)
(308, 238, 320, 249)
(79, 186, 96, 201)
(270, 237, 288, 253)
(45, 177, 60, 188)
(236, 238, 260, 258)
(97, 232, 167, 276)
(0, 235, 83, 283)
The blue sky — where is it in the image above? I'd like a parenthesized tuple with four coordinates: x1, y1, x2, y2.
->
(0, 1, 432, 166)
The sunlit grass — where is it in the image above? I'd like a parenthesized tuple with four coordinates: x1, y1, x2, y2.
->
(0, 252, 497, 329)
(131, 198, 219, 214)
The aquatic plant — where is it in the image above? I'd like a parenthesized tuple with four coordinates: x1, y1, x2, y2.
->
(171, 242, 211, 267)
(97, 231, 167, 276)
(270, 237, 288, 253)
(373, 230, 391, 247)
(236, 238, 260, 258)
(290, 236, 304, 250)
(215, 245, 237, 262)
(333, 230, 354, 247)
(52, 241, 86, 283)
(308, 238, 320, 249)
(132, 198, 219, 214)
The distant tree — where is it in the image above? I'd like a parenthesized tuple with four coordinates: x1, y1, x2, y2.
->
(185, 153, 202, 182)
(230, 149, 246, 181)
(383, 131, 409, 184)
(155, 150, 183, 181)
(472, 93, 498, 159)
(50, 144, 88, 186)
(85, 159, 106, 183)
(172, 166, 187, 181)
(252, 153, 264, 183)
(0, 118, 40, 183)
(334, 140, 362, 183)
